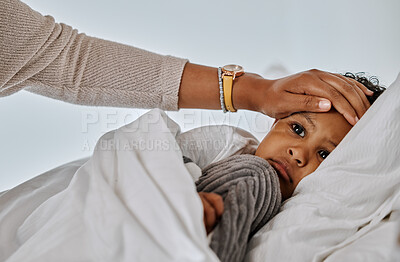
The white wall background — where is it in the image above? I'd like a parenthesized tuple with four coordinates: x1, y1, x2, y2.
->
(1, 0, 399, 191)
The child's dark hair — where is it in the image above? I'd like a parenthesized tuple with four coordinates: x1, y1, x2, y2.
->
(343, 72, 386, 104)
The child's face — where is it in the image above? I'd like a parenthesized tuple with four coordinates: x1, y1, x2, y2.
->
(255, 110, 352, 200)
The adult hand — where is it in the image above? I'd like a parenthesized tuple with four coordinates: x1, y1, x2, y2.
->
(179, 64, 372, 125)
(237, 69, 374, 125)
(198, 192, 224, 234)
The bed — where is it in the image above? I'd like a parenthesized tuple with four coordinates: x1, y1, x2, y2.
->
(0, 73, 399, 261)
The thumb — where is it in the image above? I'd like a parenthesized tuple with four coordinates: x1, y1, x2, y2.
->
(291, 94, 331, 113)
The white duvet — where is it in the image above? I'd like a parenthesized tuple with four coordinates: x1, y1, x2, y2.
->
(0, 109, 219, 262)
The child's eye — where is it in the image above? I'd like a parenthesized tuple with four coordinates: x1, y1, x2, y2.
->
(318, 150, 330, 160)
(291, 123, 305, 137)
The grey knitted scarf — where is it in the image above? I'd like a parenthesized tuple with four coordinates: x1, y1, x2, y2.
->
(196, 154, 281, 262)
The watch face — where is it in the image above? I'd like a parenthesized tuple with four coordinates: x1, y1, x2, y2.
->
(223, 64, 243, 72)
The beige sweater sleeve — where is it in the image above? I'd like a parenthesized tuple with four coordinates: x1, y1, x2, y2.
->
(0, 0, 188, 110)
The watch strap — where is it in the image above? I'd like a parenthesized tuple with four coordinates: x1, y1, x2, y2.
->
(223, 75, 237, 112)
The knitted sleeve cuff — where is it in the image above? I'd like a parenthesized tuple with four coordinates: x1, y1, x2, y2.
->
(159, 55, 188, 111)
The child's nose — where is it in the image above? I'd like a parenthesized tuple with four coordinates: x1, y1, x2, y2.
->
(287, 147, 307, 166)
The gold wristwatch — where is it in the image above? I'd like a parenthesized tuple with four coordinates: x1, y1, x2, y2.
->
(221, 64, 244, 112)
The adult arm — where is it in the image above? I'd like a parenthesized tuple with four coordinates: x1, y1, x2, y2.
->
(179, 64, 374, 125)
(1, 0, 372, 124)
(0, 0, 187, 110)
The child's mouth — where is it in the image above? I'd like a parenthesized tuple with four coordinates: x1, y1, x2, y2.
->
(270, 159, 292, 183)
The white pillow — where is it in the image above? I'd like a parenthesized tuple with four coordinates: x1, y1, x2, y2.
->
(245, 73, 400, 262)
(176, 125, 259, 169)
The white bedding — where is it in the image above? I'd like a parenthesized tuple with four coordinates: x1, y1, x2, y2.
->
(1, 74, 399, 261)
(0, 109, 219, 262)
(245, 73, 400, 261)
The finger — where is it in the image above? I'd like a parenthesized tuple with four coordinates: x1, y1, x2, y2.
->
(352, 85, 370, 117)
(348, 79, 371, 113)
(311, 70, 372, 96)
(334, 73, 371, 113)
(284, 92, 357, 125)
(273, 91, 331, 119)
(199, 192, 216, 232)
(203, 193, 224, 218)
(320, 73, 368, 119)
(337, 73, 374, 96)
(279, 92, 331, 113)
(334, 73, 371, 107)
(294, 72, 360, 125)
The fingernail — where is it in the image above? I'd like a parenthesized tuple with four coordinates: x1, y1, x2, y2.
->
(355, 116, 359, 123)
(319, 100, 331, 110)
(344, 113, 355, 125)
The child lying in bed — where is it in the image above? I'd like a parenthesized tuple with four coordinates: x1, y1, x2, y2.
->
(255, 72, 385, 201)
(194, 72, 386, 262)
